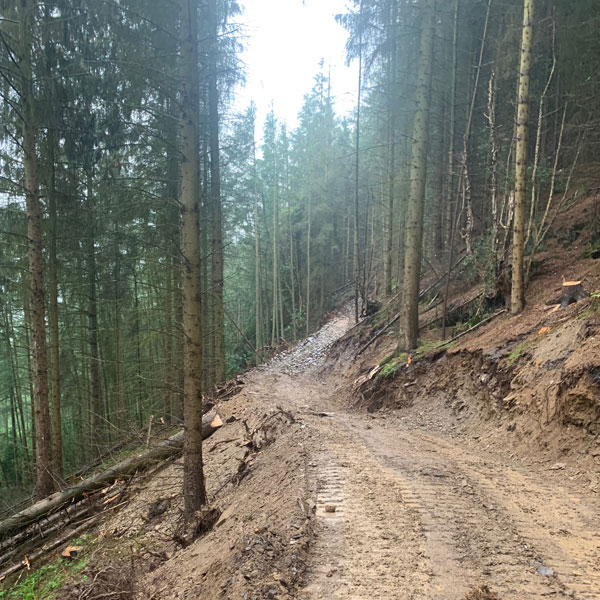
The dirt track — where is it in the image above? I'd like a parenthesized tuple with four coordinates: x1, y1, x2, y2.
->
(253, 310, 600, 599)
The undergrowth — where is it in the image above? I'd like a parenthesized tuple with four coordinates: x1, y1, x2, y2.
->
(578, 296, 600, 320)
(0, 535, 95, 600)
(378, 340, 455, 379)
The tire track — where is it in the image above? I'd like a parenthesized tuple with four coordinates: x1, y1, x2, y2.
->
(302, 420, 428, 599)
(358, 424, 600, 599)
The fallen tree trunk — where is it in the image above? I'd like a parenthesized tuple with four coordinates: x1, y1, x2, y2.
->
(0, 502, 93, 564)
(0, 414, 223, 541)
(355, 313, 400, 357)
(420, 290, 484, 330)
(419, 253, 467, 300)
(435, 309, 507, 349)
(0, 516, 102, 582)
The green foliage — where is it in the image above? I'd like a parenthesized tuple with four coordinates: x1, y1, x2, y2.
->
(379, 354, 409, 378)
(507, 339, 535, 366)
(0, 553, 90, 600)
(377, 340, 446, 379)
(578, 297, 600, 319)
(585, 232, 600, 258)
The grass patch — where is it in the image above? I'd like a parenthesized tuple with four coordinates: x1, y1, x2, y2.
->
(379, 354, 408, 378)
(0, 536, 95, 600)
(507, 339, 535, 366)
(377, 339, 453, 379)
(578, 297, 600, 320)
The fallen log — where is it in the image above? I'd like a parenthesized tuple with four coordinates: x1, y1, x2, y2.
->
(420, 290, 484, 330)
(0, 413, 223, 541)
(434, 309, 507, 349)
(0, 515, 102, 582)
(355, 313, 400, 357)
(0, 503, 93, 566)
(419, 253, 467, 300)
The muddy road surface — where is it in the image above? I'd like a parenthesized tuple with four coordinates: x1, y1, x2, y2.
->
(251, 309, 600, 599)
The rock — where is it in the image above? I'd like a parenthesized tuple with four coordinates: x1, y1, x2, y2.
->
(549, 462, 566, 470)
(531, 560, 554, 577)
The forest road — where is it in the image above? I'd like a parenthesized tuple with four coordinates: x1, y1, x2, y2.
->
(248, 310, 600, 599)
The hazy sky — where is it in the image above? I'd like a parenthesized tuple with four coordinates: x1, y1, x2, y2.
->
(233, 0, 358, 131)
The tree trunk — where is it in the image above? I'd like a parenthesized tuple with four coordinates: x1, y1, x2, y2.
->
(383, 0, 398, 297)
(445, 0, 459, 250)
(180, 0, 207, 517)
(354, 0, 364, 323)
(0, 414, 222, 540)
(46, 128, 62, 479)
(399, 0, 436, 351)
(511, 0, 534, 314)
(253, 128, 263, 358)
(306, 193, 311, 336)
(20, 0, 54, 498)
(208, 0, 226, 386)
(272, 180, 280, 345)
(86, 175, 102, 455)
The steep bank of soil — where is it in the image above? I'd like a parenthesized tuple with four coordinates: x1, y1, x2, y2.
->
(344, 296, 600, 494)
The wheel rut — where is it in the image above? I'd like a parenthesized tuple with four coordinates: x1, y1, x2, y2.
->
(296, 401, 600, 599)
(301, 418, 427, 599)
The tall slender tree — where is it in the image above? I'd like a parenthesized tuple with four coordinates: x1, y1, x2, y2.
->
(19, 0, 55, 498)
(511, 0, 534, 314)
(399, 0, 436, 351)
(180, 0, 207, 516)
(208, 0, 226, 386)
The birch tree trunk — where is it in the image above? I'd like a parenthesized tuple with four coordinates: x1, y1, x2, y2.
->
(399, 0, 436, 351)
(511, 0, 534, 314)
(180, 0, 207, 516)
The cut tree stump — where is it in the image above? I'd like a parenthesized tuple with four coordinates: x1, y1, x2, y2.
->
(0, 413, 223, 541)
(560, 280, 589, 307)
(546, 280, 590, 309)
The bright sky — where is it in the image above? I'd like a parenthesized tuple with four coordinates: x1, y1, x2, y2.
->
(233, 0, 358, 131)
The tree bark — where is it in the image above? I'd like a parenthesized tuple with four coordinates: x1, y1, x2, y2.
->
(354, 0, 364, 323)
(86, 175, 102, 454)
(306, 193, 312, 336)
(47, 128, 62, 479)
(180, 0, 207, 517)
(208, 0, 226, 386)
(20, 0, 55, 498)
(253, 122, 263, 357)
(383, 0, 398, 297)
(511, 0, 534, 314)
(399, 0, 436, 351)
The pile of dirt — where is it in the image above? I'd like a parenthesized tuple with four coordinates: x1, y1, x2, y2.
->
(346, 302, 600, 493)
